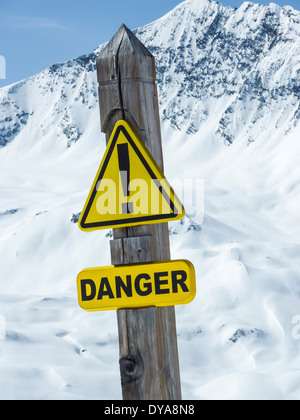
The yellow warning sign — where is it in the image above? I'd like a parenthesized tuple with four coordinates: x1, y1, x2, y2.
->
(78, 120, 184, 231)
(77, 260, 196, 311)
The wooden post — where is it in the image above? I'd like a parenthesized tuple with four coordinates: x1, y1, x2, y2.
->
(96, 24, 182, 400)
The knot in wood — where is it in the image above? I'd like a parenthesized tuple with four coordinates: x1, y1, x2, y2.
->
(120, 353, 143, 384)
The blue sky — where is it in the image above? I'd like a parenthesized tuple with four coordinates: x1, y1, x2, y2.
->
(0, 0, 299, 87)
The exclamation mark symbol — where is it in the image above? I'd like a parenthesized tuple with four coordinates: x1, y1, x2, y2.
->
(117, 143, 134, 215)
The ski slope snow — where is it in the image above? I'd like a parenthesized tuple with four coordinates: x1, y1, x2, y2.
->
(0, 0, 300, 400)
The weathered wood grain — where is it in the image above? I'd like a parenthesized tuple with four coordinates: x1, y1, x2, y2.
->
(97, 24, 182, 400)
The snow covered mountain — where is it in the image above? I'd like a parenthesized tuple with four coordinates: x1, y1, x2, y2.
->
(0, 0, 300, 400)
(0, 0, 299, 149)
(139, 0, 300, 142)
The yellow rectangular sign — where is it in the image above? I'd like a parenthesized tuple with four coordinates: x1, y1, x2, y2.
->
(77, 260, 196, 311)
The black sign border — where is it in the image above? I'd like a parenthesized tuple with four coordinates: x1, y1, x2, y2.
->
(80, 124, 179, 230)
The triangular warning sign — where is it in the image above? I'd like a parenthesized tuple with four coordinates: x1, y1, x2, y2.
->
(78, 120, 185, 231)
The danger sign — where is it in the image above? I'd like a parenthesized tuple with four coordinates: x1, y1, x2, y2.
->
(77, 260, 196, 311)
(78, 120, 184, 231)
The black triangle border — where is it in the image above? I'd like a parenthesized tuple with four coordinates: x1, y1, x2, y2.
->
(80, 125, 179, 229)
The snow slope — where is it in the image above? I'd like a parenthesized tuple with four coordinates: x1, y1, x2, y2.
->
(0, 0, 300, 400)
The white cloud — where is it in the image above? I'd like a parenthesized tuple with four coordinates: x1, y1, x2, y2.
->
(1, 14, 67, 30)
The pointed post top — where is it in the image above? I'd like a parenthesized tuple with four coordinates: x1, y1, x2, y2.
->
(97, 24, 156, 84)
(99, 24, 153, 59)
